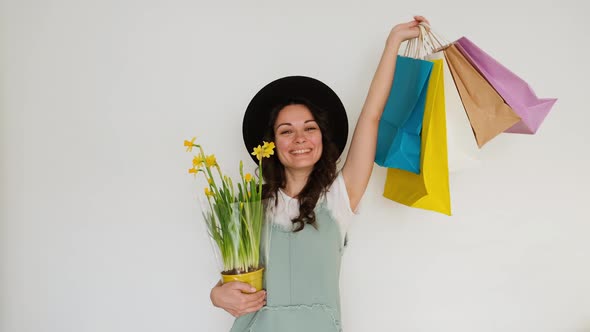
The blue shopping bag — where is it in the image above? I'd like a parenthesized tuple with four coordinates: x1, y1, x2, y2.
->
(375, 55, 433, 174)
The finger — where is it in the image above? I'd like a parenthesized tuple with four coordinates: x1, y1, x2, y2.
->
(255, 289, 267, 298)
(414, 15, 430, 25)
(233, 291, 264, 311)
(226, 281, 257, 293)
(404, 20, 419, 26)
(241, 294, 265, 311)
(252, 291, 267, 305)
(249, 289, 266, 298)
(240, 300, 266, 316)
(241, 290, 266, 306)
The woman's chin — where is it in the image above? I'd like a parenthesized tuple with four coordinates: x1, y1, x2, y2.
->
(284, 158, 318, 170)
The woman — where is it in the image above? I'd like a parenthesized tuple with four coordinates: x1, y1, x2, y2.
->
(210, 16, 430, 331)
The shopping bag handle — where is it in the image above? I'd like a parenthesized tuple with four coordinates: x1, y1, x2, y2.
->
(418, 22, 451, 53)
(402, 22, 451, 58)
(403, 23, 428, 59)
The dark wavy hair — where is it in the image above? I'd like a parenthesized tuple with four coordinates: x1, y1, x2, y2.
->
(260, 98, 339, 232)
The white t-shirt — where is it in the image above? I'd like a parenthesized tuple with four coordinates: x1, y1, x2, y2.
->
(268, 172, 358, 246)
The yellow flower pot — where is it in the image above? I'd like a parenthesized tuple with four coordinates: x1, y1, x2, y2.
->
(221, 267, 264, 292)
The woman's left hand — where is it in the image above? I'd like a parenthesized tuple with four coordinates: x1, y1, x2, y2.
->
(387, 15, 430, 47)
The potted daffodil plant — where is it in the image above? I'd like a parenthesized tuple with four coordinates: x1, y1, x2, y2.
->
(184, 137, 275, 291)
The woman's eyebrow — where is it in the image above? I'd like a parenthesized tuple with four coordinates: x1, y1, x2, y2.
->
(275, 119, 317, 130)
(275, 122, 292, 130)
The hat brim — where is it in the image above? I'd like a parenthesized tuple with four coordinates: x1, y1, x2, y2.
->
(242, 76, 348, 164)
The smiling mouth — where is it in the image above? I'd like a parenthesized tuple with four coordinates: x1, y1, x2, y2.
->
(290, 149, 311, 155)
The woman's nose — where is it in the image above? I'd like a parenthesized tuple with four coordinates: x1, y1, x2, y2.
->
(294, 132, 306, 144)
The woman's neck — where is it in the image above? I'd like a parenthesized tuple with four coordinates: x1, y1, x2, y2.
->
(282, 168, 312, 198)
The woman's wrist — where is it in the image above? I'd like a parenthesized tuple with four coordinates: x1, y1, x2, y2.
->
(385, 37, 402, 55)
(386, 34, 403, 49)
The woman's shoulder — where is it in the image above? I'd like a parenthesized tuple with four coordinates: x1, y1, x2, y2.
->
(324, 172, 357, 215)
(323, 171, 356, 245)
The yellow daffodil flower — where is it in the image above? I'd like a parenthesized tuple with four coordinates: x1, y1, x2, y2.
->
(205, 154, 217, 167)
(262, 141, 275, 158)
(262, 148, 274, 158)
(193, 155, 204, 167)
(251, 145, 263, 161)
(188, 167, 199, 178)
(262, 141, 275, 151)
(245, 173, 252, 182)
(204, 187, 213, 198)
(184, 137, 196, 152)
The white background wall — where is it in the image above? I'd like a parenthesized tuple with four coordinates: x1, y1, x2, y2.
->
(1, 0, 588, 331)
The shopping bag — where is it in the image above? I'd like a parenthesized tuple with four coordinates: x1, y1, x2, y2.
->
(425, 52, 480, 172)
(375, 55, 433, 174)
(455, 37, 557, 134)
(416, 24, 480, 172)
(383, 59, 451, 215)
(443, 44, 521, 147)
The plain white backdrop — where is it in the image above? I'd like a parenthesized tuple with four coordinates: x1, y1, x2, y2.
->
(1, 0, 589, 331)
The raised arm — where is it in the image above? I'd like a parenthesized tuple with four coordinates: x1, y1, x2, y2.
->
(342, 16, 429, 211)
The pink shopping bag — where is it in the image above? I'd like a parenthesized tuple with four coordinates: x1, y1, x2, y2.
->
(455, 37, 557, 134)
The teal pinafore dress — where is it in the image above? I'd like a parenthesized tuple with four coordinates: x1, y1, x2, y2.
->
(230, 199, 346, 332)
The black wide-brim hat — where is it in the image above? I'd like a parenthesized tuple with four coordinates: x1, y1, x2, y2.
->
(242, 76, 348, 164)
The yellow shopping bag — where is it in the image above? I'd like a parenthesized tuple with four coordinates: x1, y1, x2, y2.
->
(383, 59, 451, 215)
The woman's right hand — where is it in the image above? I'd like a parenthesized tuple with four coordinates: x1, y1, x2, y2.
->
(210, 281, 267, 317)
(386, 15, 430, 47)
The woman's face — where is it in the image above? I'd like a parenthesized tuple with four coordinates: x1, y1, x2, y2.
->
(273, 104, 323, 172)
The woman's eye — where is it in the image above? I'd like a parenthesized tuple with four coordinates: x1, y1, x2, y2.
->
(280, 130, 292, 135)
(305, 127, 317, 132)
